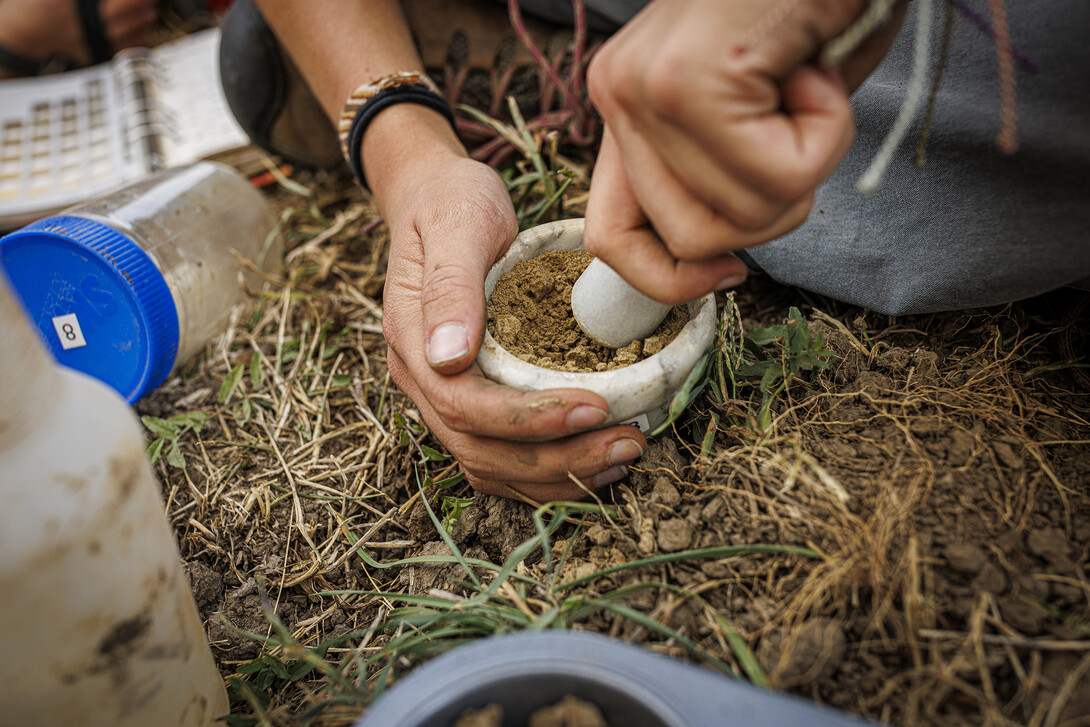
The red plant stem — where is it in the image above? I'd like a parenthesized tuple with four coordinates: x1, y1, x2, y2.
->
(469, 135, 508, 161)
(486, 145, 518, 168)
(508, 0, 577, 113)
(456, 118, 500, 139)
(986, 0, 1018, 154)
(489, 64, 517, 117)
(459, 110, 575, 137)
(570, 0, 587, 99)
(443, 64, 468, 107)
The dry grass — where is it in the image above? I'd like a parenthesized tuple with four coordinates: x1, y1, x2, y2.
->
(136, 162, 1090, 726)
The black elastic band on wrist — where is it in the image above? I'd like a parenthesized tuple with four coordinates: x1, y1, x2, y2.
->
(345, 85, 456, 191)
(0, 42, 45, 76)
(76, 0, 112, 64)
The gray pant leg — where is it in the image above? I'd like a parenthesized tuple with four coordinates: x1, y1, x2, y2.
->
(746, 0, 1090, 314)
(516, 0, 1090, 314)
(507, 0, 645, 33)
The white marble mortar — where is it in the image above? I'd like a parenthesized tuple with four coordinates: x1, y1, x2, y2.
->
(477, 218, 716, 433)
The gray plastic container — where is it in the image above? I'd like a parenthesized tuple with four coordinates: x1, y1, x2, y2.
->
(354, 631, 875, 727)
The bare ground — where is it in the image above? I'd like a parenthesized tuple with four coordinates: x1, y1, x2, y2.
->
(137, 168, 1090, 727)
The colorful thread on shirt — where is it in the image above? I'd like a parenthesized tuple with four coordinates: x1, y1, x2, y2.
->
(949, 0, 1038, 71)
(986, 0, 1018, 154)
(915, 0, 955, 167)
(856, 0, 933, 194)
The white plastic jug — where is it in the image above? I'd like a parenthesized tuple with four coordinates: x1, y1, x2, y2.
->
(0, 271, 228, 725)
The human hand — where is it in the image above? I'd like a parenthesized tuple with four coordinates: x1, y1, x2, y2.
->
(584, 0, 905, 303)
(0, 0, 157, 73)
(374, 113, 646, 502)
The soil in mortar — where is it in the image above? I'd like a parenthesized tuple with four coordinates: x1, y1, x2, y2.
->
(486, 250, 689, 372)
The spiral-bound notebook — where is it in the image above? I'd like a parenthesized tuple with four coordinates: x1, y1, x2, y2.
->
(0, 28, 250, 229)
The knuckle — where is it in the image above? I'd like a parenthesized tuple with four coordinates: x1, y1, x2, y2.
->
(419, 264, 478, 313)
(456, 449, 496, 482)
(659, 209, 729, 259)
(429, 193, 516, 242)
(381, 309, 402, 346)
(582, 218, 610, 257)
(766, 169, 817, 202)
(722, 200, 783, 233)
(428, 384, 471, 433)
(385, 348, 409, 386)
(643, 57, 687, 117)
(655, 281, 697, 306)
(587, 49, 619, 112)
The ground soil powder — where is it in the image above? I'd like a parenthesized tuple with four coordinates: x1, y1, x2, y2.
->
(487, 250, 688, 372)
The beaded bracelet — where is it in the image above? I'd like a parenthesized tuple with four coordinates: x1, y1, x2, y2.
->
(338, 71, 456, 190)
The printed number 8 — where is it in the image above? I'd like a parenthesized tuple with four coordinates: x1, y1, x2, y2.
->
(62, 323, 77, 341)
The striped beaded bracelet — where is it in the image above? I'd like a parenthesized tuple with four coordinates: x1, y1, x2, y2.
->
(338, 71, 456, 190)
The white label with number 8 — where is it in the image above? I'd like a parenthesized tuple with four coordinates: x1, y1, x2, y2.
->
(51, 313, 87, 350)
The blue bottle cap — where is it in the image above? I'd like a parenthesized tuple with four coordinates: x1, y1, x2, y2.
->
(0, 215, 179, 403)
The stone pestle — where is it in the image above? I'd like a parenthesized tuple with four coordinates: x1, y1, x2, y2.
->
(570, 257, 674, 349)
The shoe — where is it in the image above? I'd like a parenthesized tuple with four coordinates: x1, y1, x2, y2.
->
(218, 0, 344, 170)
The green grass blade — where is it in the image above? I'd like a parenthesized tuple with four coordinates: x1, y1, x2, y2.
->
(470, 505, 565, 605)
(585, 599, 737, 677)
(527, 176, 574, 228)
(593, 581, 768, 687)
(415, 467, 483, 589)
(651, 348, 712, 436)
(219, 363, 245, 404)
(556, 544, 821, 592)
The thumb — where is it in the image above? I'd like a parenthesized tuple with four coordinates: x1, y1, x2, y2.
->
(419, 198, 517, 375)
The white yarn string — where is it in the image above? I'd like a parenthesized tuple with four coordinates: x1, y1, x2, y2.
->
(855, 0, 934, 194)
(821, 0, 901, 67)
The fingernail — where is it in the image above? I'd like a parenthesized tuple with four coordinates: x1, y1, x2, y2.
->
(427, 323, 469, 365)
(715, 273, 747, 291)
(567, 405, 608, 430)
(592, 465, 628, 488)
(609, 438, 644, 466)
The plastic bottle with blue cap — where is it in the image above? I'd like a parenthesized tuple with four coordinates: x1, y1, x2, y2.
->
(0, 161, 277, 402)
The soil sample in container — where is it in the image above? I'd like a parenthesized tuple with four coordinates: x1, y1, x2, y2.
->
(453, 695, 609, 727)
(487, 250, 688, 372)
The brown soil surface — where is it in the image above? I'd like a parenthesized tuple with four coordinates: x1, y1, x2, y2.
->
(137, 169, 1090, 727)
(487, 249, 689, 371)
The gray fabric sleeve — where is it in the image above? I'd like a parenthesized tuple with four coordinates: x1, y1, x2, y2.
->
(507, 0, 643, 32)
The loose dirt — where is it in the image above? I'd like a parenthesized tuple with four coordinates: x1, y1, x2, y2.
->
(487, 249, 689, 371)
(454, 697, 608, 727)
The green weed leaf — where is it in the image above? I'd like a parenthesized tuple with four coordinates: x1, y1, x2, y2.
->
(146, 437, 165, 464)
(219, 364, 245, 404)
(166, 442, 186, 469)
(142, 416, 179, 440)
(420, 445, 451, 462)
(250, 351, 265, 389)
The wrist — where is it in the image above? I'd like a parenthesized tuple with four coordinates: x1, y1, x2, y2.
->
(361, 103, 467, 212)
